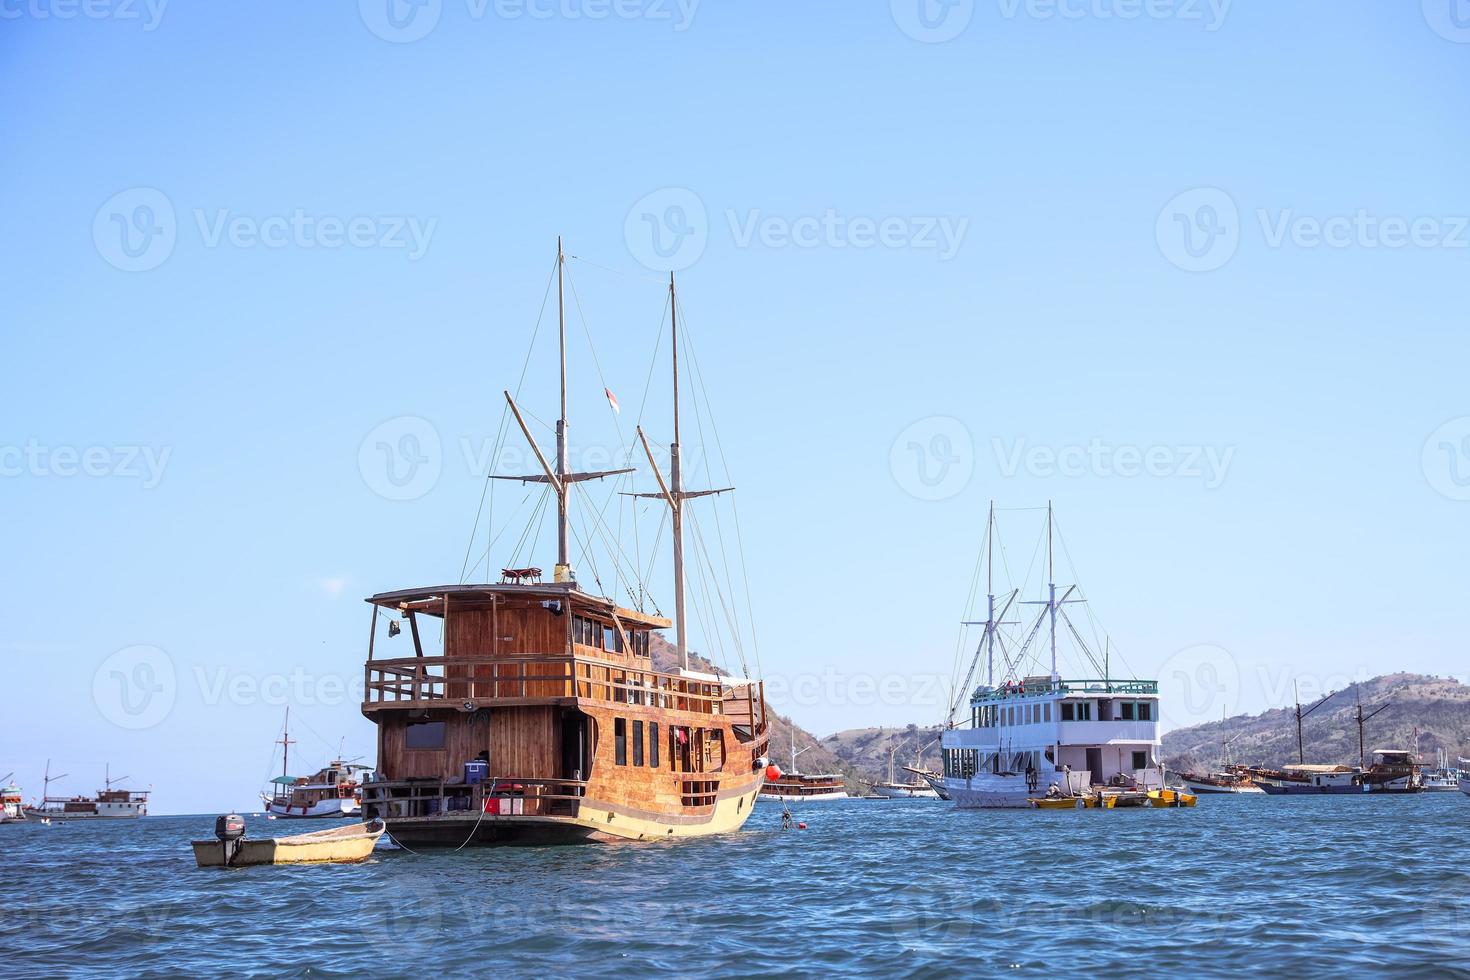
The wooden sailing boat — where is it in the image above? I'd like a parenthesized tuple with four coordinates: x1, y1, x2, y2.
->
(870, 742, 939, 799)
(359, 242, 770, 845)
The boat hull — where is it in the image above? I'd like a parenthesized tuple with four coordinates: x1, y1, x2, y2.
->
(1183, 779, 1266, 795)
(946, 771, 1073, 809)
(757, 789, 849, 802)
(381, 783, 761, 847)
(262, 797, 360, 819)
(22, 807, 143, 819)
(193, 820, 384, 867)
(1255, 781, 1367, 795)
(869, 784, 939, 799)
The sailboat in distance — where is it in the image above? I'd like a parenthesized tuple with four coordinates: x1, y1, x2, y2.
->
(359, 241, 771, 845)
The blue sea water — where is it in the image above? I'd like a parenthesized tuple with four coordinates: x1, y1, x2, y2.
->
(4, 795, 1469, 977)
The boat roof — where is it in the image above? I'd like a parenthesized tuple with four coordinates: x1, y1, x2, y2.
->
(1281, 764, 1353, 773)
(366, 583, 671, 629)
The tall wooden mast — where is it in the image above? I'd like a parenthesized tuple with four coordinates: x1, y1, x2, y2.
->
(555, 236, 570, 580)
(633, 271, 731, 672)
(498, 239, 633, 586)
(669, 273, 688, 667)
(278, 707, 296, 781)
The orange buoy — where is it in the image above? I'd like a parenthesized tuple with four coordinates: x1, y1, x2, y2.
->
(764, 764, 783, 782)
(797, 822, 807, 829)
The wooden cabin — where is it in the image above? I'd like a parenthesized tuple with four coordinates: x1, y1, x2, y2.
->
(360, 580, 769, 845)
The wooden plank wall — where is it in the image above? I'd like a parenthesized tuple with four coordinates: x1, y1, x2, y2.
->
(377, 708, 558, 780)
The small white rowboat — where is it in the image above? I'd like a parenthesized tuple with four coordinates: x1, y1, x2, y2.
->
(192, 819, 385, 868)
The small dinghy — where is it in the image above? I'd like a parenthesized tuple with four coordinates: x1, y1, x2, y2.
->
(1027, 796, 1081, 810)
(192, 814, 385, 868)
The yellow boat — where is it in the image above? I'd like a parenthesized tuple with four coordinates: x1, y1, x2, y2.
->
(193, 818, 385, 868)
(1147, 789, 1198, 808)
(1081, 793, 1116, 809)
(1027, 797, 1081, 810)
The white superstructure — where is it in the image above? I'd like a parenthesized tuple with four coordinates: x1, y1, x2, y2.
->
(939, 503, 1163, 809)
(942, 678, 1162, 807)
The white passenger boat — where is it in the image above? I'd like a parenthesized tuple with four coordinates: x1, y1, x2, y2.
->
(940, 504, 1165, 809)
(1181, 771, 1266, 795)
(0, 776, 24, 823)
(259, 710, 367, 818)
(1421, 750, 1462, 792)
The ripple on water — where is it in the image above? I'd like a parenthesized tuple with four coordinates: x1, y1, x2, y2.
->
(5, 796, 1470, 975)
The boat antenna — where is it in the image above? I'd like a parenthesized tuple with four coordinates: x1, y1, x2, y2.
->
(497, 239, 634, 584)
(629, 271, 731, 672)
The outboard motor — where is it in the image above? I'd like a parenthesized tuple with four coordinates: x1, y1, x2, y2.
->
(215, 813, 246, 866)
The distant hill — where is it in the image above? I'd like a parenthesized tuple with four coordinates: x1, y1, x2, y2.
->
(1162, 673, 1470, 773)
(820, 724, 946, 787)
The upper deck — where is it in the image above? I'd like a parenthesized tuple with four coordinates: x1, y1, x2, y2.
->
(946, 675, 1162, 753)
(361, 582, 759, 722)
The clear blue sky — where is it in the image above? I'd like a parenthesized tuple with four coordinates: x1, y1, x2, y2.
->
(5, 2, 1469, 813)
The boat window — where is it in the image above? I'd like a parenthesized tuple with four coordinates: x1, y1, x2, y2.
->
(650, 723, 660, 768)
(1120, 702, 1135, 721)
(1132, 751, 1148, 770)
(1077, 701, 1093, 721)
(633, 721, 645, 766)
(615, 718, 628, 766)
(1061, 702, 1075, 722)
(405, 720, 446, 750)
(1137, 701, 1152, 721)
(1043, 703, 1051, 722)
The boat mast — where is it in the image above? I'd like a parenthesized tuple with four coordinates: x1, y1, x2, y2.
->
(1047, 500, 1058, 682)
(986, 501, 996, 688)
(555, 236, 571, 581)
(1294, 682, 1303, 764)
(670, 272, 687, 669)
(498, 240, 634, 587)
(278, 708, 296, 781)
(630, 271, 731, 673)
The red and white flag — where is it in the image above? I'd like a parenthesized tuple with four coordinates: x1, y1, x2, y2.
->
(604, 387, 621, 415)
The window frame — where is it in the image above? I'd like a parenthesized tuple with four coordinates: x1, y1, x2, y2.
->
(404, 720, 446, 750)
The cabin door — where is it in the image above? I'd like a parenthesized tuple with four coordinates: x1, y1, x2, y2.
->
(559, 711, 589, 782)
(1085, 747, 1103, 784)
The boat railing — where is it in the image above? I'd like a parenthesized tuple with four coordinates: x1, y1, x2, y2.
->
(364, 654, 737, 715)
(971, 678, 1159, 702)
(363, 775, 590, 820)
